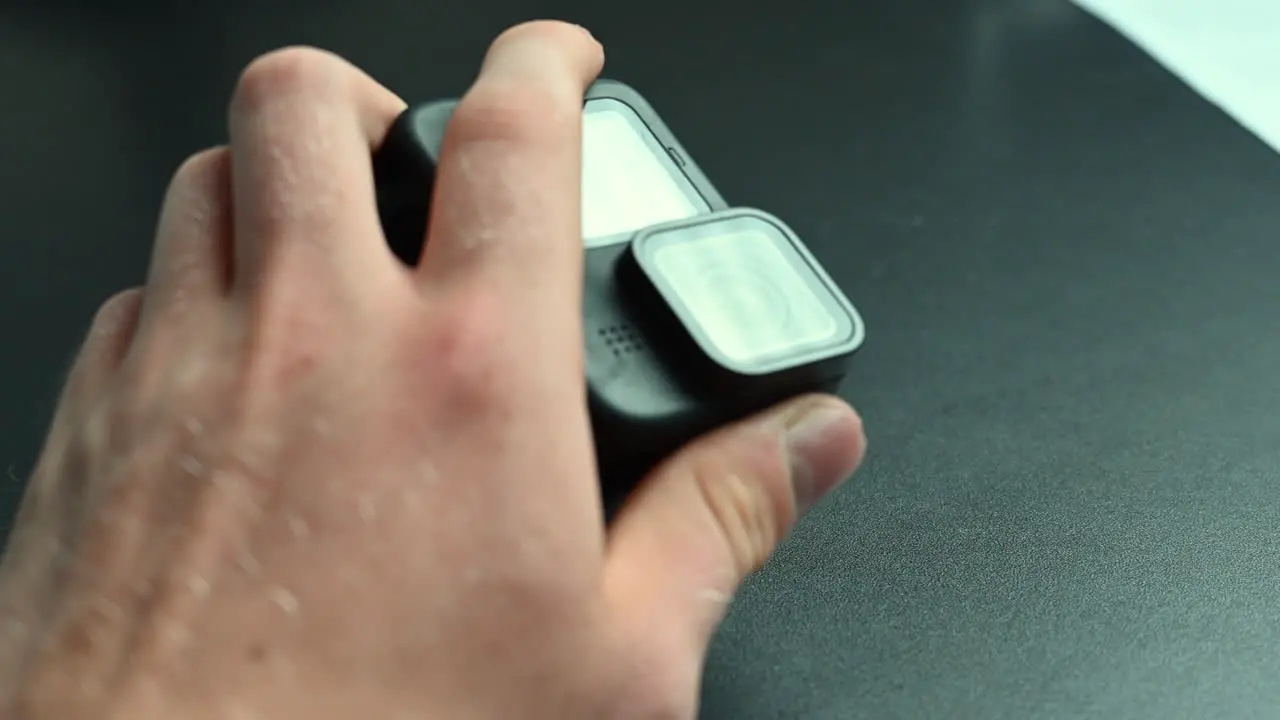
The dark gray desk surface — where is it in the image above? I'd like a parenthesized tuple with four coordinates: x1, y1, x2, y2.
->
(3, 0, 1278, 717)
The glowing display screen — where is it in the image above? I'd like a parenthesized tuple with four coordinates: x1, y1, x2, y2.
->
(581, 100, 706, 246)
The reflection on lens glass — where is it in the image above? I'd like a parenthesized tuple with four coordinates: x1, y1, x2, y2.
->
(651, 228, 839, 367)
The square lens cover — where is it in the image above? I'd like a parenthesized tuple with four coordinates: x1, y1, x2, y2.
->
(630, 209, 864, 375)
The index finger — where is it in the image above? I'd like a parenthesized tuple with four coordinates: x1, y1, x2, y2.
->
(419, 21, 603, 350)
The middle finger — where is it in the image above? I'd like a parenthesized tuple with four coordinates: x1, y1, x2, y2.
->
(420, 21, 604, 358)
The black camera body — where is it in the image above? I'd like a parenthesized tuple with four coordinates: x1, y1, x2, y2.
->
(373, 80, 865, 511)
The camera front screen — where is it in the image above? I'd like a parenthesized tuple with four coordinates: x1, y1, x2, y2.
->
(581, 98, 709, 246)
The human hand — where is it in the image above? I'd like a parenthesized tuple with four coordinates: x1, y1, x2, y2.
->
(0, 20, 865, 719)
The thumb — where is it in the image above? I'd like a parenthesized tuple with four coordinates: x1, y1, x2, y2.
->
(602, 395, 865, 672)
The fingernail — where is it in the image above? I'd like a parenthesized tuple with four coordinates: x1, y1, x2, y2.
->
(782, 400, 863, 515)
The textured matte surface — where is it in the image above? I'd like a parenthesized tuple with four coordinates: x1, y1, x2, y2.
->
(2, 0, 1278, 717)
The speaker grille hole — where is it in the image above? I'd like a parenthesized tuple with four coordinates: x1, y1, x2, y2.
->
(597, 324, 645, 358)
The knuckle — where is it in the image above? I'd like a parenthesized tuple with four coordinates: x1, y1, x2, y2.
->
(232, 46, 349, 113)
(449, 81, 579, 148)
(687, 441, 790, 579)
(424, 293, 511, 413)
(168, 146, 227, 193)
(162, 147, 231, 220)
(90, 288, 144, 338)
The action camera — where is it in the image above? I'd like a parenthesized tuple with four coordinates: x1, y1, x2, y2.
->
(373, 80, 865, 511)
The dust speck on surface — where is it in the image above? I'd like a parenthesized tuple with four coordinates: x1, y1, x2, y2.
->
(270, 587, 299, 616)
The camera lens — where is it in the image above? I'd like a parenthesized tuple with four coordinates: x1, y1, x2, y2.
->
(700, 264, 792, 334)
(631, 208, 862, 375)
(649, 227, 840, 368)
